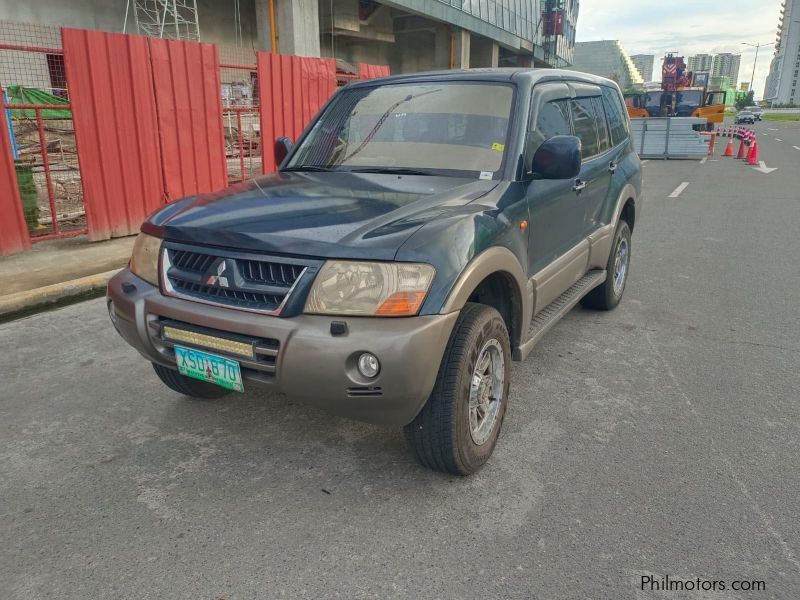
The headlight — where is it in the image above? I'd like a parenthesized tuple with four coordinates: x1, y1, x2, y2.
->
(129, 233, 162, 286)
(305, 261, 436, 317)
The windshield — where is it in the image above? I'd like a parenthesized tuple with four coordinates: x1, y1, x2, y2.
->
(675, 90, 702, 115)
(286, 82, 514, 177)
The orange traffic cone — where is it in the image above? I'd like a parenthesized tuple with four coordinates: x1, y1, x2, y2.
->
(723, 135, 735, 157)
(747, 140, 759, 165)
(736, 136, 747, 159)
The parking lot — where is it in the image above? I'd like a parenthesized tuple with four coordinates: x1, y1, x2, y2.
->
(1, 120, 799, 599)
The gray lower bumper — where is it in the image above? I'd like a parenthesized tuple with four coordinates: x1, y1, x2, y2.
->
(107, 269, 458, 426)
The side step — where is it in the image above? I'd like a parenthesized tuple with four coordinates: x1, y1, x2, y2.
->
(514, 269, 606, 361)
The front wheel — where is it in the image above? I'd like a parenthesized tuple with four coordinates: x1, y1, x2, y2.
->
(581, 219, 632, 310)
(404, 303, 511, 475)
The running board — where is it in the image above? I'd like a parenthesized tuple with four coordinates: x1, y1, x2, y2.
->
(514, 269, 607, 361)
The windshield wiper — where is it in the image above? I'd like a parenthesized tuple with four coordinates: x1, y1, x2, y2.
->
(347, 167, 437, 176)
(281, 165, 339, 172)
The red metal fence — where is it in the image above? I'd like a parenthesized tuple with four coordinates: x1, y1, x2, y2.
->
(0, 22, 390, 255)
(62, 29, 163, 241)
(0, 83, 30, 255)
(150, 38, 228, 201)
(258, 53, 337, 173)
(359, 63, 391, 80)
(0, 22, 87, 243)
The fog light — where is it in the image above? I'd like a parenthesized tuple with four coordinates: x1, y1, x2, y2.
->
(357, 352, 380, 378)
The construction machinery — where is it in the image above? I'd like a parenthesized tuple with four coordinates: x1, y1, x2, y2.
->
(624, 53, 727, 130)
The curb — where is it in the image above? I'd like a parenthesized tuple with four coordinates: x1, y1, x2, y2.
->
(0, 269, 120, 321)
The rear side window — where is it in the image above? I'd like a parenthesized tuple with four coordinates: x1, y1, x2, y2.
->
(570, 97, 604, 158)
(602, 87, 629, 146)
(528, 99, 571, 155)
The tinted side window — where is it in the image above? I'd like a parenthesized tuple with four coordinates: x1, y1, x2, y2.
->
(602, 87, 629, 146)
(592, 97, 610, 154)
(570, 97, 600, 158)
(528, 99, 571, 155)
(536, 100, 571, 138)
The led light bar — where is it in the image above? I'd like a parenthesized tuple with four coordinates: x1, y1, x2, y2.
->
(163, 326, 254, 359)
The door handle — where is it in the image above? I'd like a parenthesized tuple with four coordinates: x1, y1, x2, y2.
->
(608, 161, 618, 173)
(573, 179, 587, 193)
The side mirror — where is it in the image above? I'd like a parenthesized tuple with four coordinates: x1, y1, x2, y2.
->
(529, 135, 582, 180)
(274, 137, 293, 166)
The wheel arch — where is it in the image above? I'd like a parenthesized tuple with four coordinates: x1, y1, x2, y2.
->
(440, 246, 532, 353)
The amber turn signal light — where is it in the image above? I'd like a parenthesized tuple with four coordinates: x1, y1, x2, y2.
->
(374, 291, 427, 316)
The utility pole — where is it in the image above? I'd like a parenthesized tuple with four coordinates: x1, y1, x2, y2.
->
(741, 41, 773, 95)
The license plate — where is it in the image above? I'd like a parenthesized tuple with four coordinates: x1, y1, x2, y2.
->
(174, 345, 244, 392)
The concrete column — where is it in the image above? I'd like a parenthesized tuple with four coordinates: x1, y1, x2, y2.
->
(433, 24, 451, 69)
(470, 36, 499, 68)
(276, 0, 321, 57)
(451, 29, 470, 69)
(254, 0, 273, 51)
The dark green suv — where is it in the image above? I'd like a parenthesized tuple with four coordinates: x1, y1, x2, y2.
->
(108, 69, 642, 475)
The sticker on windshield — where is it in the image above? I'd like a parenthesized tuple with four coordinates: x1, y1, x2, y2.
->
(479, 171, 493, 180)
(491, 142, 505, 152)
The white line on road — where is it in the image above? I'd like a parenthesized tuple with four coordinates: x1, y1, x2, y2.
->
(700, 156, 708, 164)
(669, 182, 690, 198)
(794, 146, 800, 151)
(776, 138, 783, 142)
(641, 160, 649, 165)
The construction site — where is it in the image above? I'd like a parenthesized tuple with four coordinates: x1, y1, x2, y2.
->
(0, 10, 387, 248)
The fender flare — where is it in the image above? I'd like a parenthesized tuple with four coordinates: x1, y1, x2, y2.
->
(612, 182, 639, 227)
(439, 246, 532, 350)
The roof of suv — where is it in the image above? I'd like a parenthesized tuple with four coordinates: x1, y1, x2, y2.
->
(346, 68, 621, 90)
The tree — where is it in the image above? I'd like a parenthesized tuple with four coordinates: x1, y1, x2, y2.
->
(736, 90, 755, 111)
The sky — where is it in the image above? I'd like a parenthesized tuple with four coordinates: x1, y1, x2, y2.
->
(575, 0, 784, 98)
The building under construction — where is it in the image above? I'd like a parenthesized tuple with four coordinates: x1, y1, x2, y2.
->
(0, 0, 579, 73)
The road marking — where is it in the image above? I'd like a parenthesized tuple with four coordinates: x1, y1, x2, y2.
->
(776, 138, 783, 142)
(752, 161, 778, 174)
(640, 160, 649, 165)
(669, 182, 690, 198)
(700, 156, 708, 164)
(794, 146, 800, 151)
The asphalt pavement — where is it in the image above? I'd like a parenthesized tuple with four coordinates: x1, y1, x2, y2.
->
(1, 120, 799, 599)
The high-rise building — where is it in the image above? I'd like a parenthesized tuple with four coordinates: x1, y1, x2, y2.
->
(711, 53, 741, 83)
(631, 54, 655, 81)
(566, 41, 645, 90)
(764, 0, 800, 105)
(688, 54, 714, 73)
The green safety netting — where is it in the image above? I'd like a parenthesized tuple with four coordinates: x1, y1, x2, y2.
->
(6, 85, 71, 119)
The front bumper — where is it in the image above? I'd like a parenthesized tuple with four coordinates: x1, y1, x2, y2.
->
(107, 269, 458, 426)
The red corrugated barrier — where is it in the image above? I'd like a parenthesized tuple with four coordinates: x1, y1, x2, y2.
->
(258, 53, 337, 173)
(0, 86, 31, 256)
(150, 39, 227, 202)
(358, 63, 390, 80)
(63, 29, 164, 241)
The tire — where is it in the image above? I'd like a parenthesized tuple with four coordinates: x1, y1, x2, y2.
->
(152, 363, 231, 400)
(581, 219, 632, 311)
(404, 303, 511, 475)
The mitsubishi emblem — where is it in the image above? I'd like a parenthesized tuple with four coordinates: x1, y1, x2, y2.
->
(205, 260, 230, 288)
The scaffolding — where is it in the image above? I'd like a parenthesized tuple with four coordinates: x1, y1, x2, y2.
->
(124, 0, 200, 41)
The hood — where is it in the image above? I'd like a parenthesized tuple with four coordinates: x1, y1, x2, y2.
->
(144, 171, 498, 260)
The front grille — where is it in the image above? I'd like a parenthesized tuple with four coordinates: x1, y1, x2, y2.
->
(162, 243, 312, 315)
